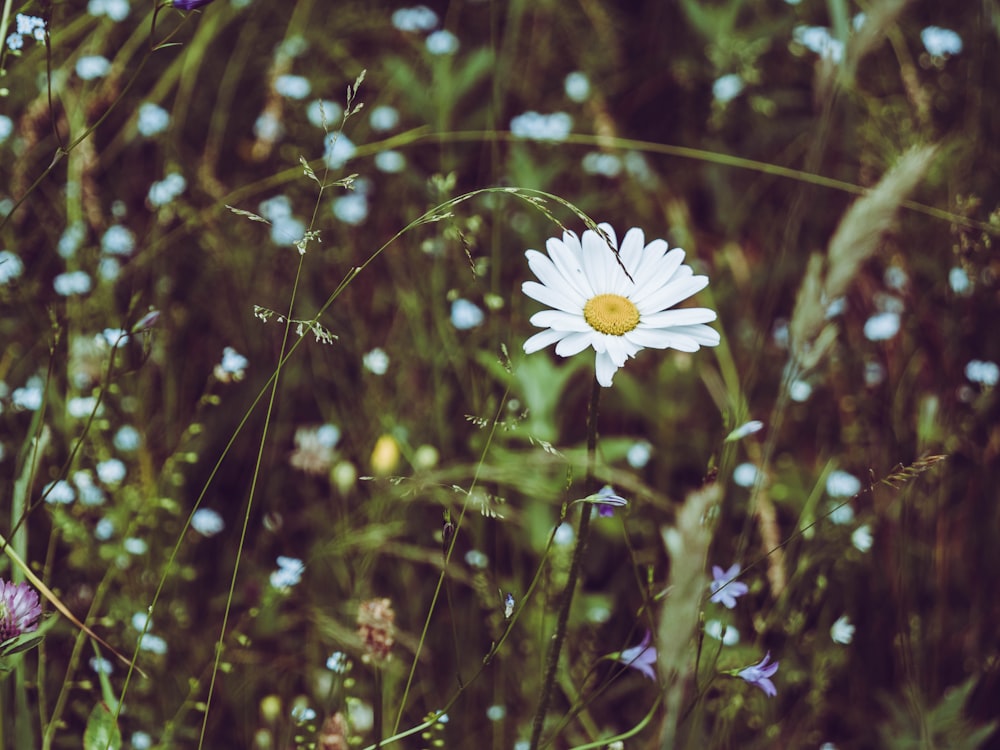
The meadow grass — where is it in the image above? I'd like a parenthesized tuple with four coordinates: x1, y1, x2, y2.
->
(1, 1, 999, 748)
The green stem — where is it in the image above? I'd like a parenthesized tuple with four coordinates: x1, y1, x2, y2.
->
(374, 667, 384, 748)
(528, 376, 602, 749)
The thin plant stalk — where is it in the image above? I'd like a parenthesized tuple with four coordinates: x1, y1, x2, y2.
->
(529, 376, 601, 749)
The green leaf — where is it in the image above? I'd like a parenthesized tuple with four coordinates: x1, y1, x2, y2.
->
(83, 703, 122, 750)
(0, 634, 44, 657)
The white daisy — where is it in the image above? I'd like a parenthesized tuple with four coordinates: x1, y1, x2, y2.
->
(521, 224, 720, 386)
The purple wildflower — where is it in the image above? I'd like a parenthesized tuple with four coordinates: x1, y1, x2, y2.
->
(585, 485, 628, 517)
(709, 563, 749, 609)
(737, 651, 779, 697)
(616, 630, 657, 681)
(0, 580, 43, 641)
(173, 0, 215, 9)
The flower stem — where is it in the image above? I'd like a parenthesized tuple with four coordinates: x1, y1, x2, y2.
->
(529, 377, 602, 749)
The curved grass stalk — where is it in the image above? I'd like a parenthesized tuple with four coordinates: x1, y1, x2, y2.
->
(211, 129, 995, 239)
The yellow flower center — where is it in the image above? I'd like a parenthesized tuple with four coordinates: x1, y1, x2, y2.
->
(583, 294, 640, 336)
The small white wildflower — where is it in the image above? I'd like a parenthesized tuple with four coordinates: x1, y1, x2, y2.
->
(564, 71, 590, 102)
(830, 614, 855, 645)
(626, 440, 652, 468)
(391, 5, 439, 32)
(864, 361, 886, 387)
(464, 549, 488, 569)
(131, 612, 152, 631)
(114, 425, 141, 451)
(138, 633, 168, 654)
(789, 379, 813, 402)
(290, 425, 337, 475)
(326, 651, 349, 672)
(253, 112, 283, 142)
(852, 524, 873, 552)
(921, 26, 962, 57)
(191, 508, 225, 536)
(554, 522, 575, 546)
(948, 267, 971, 295)
(333, 193, 368, 224)
(101, 328, 129, 347)
(863, 312, 901, 341)
(137, 102, 170, 137)
(44, 480, 76, 505)
(712, 73, 744, 103)
(12, 380, 44, 411)
(0, 250, 24, 283)
(306, 99, 343, 128)
(324, 132, 356, 169)
(509, 111, 573, 142)
(124, 537, 148, 555)
(270, 556, 305, 589)
(450, 298, 485, 330)
(291, 705, 316, 723)
(733, 462, 759, 488)
(76, 55, 112, 80)
(96, 458, 127, 485)
(369, 105, 400, 131)
(826, 470, 861, 498)
(53, 271, 93, 296)
(965, 360, 999, 387)
(95, 518, 115, 541)
(67, 396, 100, 419)
(73, 471, 106, 506)
(275, 74, 311, 100)
(705, 619, 740, 645)
(793, 25, 844, 62)
(486, 705, 506, 721)
(828, 502, 855, 525)
(425, 29, 458, 55)
(362, 347, 389, 375)
(375, 150, 406, 173)
(581, 152, 622, 177)
(216, 347, 248, 382)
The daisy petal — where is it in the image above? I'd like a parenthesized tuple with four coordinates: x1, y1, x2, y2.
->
(547, 237, 594, 298)
(617, 227, 646, 281)
(530, 310, 592, 332)
(555, 331, 598, 357)
(525, 250, 578, 296)
(582, 227, 620, 295)
(631, 247, 684, 300)
(669, 323, 722, 346)
(627, 329, 701, 352)
(640, 308, 718, 328)
(640, 275, 709, 313)
(603, 334, 634, 367)
(522, 280, 584, 314)
(594, 351, 619, 387)
(523, 328, 567, 353)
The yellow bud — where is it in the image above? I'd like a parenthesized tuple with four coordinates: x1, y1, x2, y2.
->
(370, 434, 400, 475)
(259, 694, 282, 724)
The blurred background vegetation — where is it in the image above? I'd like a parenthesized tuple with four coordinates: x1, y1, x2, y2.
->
(1, 0, 999, 747)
